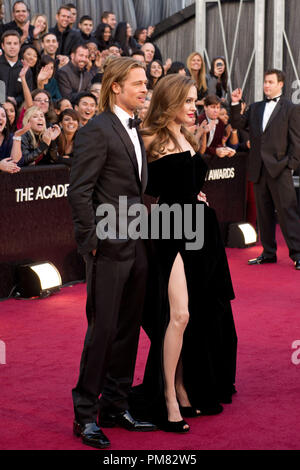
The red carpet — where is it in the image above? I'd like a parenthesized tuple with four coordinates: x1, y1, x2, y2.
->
(1, 227, 300, 450)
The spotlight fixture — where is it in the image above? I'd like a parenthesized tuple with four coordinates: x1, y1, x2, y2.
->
(227, 222, 257, 248)
(15, 262, 62, 298)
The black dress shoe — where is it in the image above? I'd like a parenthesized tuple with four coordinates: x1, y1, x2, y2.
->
(73, 421, 110, 449)
(248, 254, 277, 265)
(100, 409, 157, 432)
(295, 260, 300, 270)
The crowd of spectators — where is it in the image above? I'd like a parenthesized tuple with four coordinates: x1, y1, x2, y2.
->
(0, 1, 249, 177)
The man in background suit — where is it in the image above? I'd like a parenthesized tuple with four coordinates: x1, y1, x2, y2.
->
(68, 57, 156, 449)
(231, 69, 300, 269)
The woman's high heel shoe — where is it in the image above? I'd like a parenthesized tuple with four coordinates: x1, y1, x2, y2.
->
(179, 406, 202, 418)
(161, 419, 190, 433)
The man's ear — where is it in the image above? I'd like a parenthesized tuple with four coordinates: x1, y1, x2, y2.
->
(111, 82, 121, 95)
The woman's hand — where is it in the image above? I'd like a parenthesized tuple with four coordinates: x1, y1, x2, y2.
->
(19, 60, 30, 80)
(163, 58, 172, 74)
(0, 158, 20, 173)
(225, 147, 236, 158)
(33, 23, 45, 39)
(216, 147, 231, 158)
(14, 123, 31, 138)
(197, 191, 209, 205)
(37, 64, 53, 86)
(42, 128, 52, 145)
(49, 124, 61, 140)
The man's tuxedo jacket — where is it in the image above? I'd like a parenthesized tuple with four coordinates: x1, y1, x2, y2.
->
(230, 97, 300, 183)
(68, 110, 148, 260)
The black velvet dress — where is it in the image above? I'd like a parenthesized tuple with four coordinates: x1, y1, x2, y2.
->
(129, 151, 237, 425)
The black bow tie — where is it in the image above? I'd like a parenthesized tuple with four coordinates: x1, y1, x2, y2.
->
(128, 117, 142, 129)
(265, 96, 280, 103)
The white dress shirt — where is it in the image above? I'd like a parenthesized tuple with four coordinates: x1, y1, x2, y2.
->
(114, 105, 142, 180)
(207, 117, 219, 147)
(262, 96, 281, 132)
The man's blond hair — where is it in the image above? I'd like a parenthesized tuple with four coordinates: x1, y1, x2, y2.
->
(98, 56, 146, 113)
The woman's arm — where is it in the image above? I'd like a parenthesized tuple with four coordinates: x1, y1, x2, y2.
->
(19, 61, 33, 110)
(10, 123, 32, 163)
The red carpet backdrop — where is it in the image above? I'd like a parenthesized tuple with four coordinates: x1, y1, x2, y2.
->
(0, 227, 300, 450)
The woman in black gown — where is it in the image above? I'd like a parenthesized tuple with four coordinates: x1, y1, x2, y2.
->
(130, 74, 237, 433)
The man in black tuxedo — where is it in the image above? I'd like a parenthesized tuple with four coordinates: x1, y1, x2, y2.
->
(68, 57, 155, 449)
(231, 69, 300, 269)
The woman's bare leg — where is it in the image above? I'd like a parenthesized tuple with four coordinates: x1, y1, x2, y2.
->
(163, 253, 190, 426)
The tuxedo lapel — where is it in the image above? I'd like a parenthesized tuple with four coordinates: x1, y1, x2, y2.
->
(109, 112, 141, 186)
(137, 131, 148, 193)
(257, 101, 265, 134)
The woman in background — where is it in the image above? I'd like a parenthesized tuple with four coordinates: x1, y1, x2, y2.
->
(37, 55, 62, 102)
(31, 14, 48, 52)
(20, 45, 41, 89)
(95, 23, 113, 52)
(2, 99, 18, 133)
(16, 106, 60, 166)
(186, 52, 208, 111)
(207, 56, 228, 101)
(51, 108, 79, 167)
(0, 104, 30, 172)
(114, 22, 139, 56)
(146, 60, 164, 90)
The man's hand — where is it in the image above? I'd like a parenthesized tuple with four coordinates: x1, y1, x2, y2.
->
(20, 21, 30, 44)
(231, 88, 242, 103)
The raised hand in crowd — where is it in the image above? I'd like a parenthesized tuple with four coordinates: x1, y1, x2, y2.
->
(19, 59, 29, 75)
(33, 22, 45, 40)
(42, 124, 61, 146)
(19, 60, 33, 109)
(57, 55, 70, 69)
(147, 25, 155, 37)
(20, 20, 30, 44)
(231, 87, 243, 103)
(163, 58, 172, 74)
(37, 64, 53, 88)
